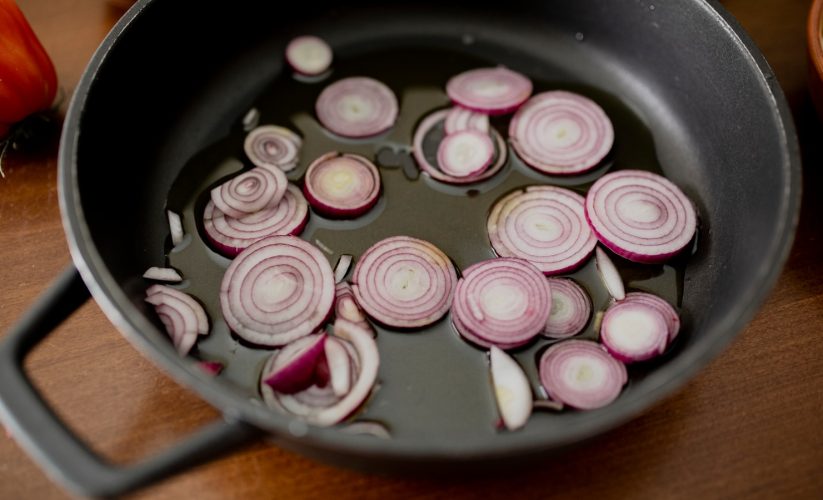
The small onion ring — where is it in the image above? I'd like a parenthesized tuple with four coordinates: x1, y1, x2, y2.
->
(585, 169, 697, 263)
(446, 67, 533, 115)
(352, 236, 457, 329)
(244, 125, 302, 172)
(538, 339, 627, 410)
(444, 106, 490, 135)
(220, 235, 335, 346)
(285, 35, 333, 76)
(451, 258, 551, 350)
(203, 184, 309, 258)
(544, 278, 591, 339)
(509, 90, 614, 176)
(316, 77, 398, 138)
(145, 285, 209, 355)
(303, 152, 381, 218)
(211, 166, 288, 218)
(436, 130, 495, 178)
(600, 300, 668, 363)
(487, 185, 597, 275)
(623, 292, 681, 343)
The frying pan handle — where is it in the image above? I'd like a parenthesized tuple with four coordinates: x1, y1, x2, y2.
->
(0, 267, 261, 498)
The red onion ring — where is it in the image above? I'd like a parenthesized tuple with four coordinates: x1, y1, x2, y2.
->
(452, 258, 551, 349)
(538, 339, 627, 410)
(446, 67, 533, 115)
(444, 106, 490, 135)
(487, 185, 597, 275)
(145, 285, 209, 355)
(585, 169, 697, 263)
(220, 235, 335, 346)
(334, 282, 372, 333)
(211, 166, 288, 218)
(316, 77, 398, 138)
(286, 35, 333, 76)
(437, 130, 495, 178)
(600, 300, 668, 363)
(303, 152, 381, 218)
(509, 90, 614, 176)
(203, 183, 309, 258)
(623, 292, 680, 343)
(544, 278, 591, 339)
(412, 109, 507, 185)
(244, 125, 302, 172)
(352, 236, 457, 329)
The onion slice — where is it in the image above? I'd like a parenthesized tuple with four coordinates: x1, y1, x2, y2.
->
(167, 210, 184, 247)
(585, 169, 697, 263)
(220, 235, 335, 346)
(413, 109, 507, 185)
(446, 67, 532, 115)
(538, 339, 627, 410)
(303, 152, 381, 218)
(334, 254, 353, 283)
(487, 185, 597, 275)
(143, 267, 183, 283)
(145, 285, 209, 355)
(352, 236, 457, 329)
(444, 106, 490, 135)
(286, 35, 333, 76)
(437, 130, 495, 178)
(490, 346, 533, 430)
(325, 337, 352, 397)
(509, 90, 614, 175)
(595, 247, 626, 301)
(623, 292, 680, 342)
(544, 278, 591, 338)
(198, 361, 224, 376)
(263, 333, 328, 394)
(452, 258, 551, 350)
(335, 282, 373, 333)
(203, 183, 309, 257)
(600, 300, 668, 363)
(244, 125, 302, 172)
(211, 166, 288, 219)
(316, 77, 398, 138)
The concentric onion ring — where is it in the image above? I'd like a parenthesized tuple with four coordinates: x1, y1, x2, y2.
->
(211, 166, 287, 218)
(244, 125, 302, 172)
(446, 67, 532, 115)
(487, 185, 597, 275)
(623, 292, 680, 342)
(538, 339, 627, 410)
(352, 236, 457, 329)
(509, 90, 614, 175)
(145, 285, 209, 355)
(303, 152, 381, 218)
(585, 169, 697, 263)
(452, 258, 551, 350)
(203, 184, 309, 257)
(600, 300, 668, 363)
(437, 130, 495, 178)
(412, 109, 507, 185)
(286, 35, 333, 76)
(220, 235, 334, 346)
(544, 278, 591, 339)
(316, 77, 398, 138)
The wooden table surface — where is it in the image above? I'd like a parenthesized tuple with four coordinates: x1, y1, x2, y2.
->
(1, 0, 821, 498)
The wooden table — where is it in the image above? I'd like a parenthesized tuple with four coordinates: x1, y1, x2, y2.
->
(1, 1, 821, 498)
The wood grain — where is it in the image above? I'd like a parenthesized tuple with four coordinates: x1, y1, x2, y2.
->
(1, 0, 822, 498)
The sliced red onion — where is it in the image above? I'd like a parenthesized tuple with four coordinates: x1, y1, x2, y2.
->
(585, 169, 698, 263)
(263, 333, 328, 394)
(242, 107, 260, 132)
(623, 292, 680, 343)
(538, 339, 627, 410)
(444, 106, 489, 135)
(452, 258, 551, 349)
(487, 185, 597, 275)
(210, 166, 287, 219)
(244, 125, 302, 172)
(341, 421, 391, 439)
(142, 266, 183, 283)
(334, 282, 372, 333)
(303, 152, 381, 218)
(412, 109, 507, 185)
(197, 360, 224, 376)
(352, 236, 457, 329)
(509, 91, 614, 176)
(436, 130, 495, 178)
(446, 67, 532, 115)
(544, 278, 591, 339)
(334, 254, 353, 283)
(167, 210, 184, 247)
(203, 183, 309, 257)
(316, 77, 398, 138)
(595, 247, 625, 301)
(145, 285, 209, 355)
(490, 346, 533, 430)
(220, 235, 335, 346)
(600, 301, 668, 363)
(325, 337, 352, 397)
(286, 35, 333, 76)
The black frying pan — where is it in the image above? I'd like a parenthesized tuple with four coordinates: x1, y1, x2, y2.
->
(0, 0, 801, 497)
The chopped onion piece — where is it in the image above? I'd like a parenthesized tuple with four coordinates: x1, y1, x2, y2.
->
(210, 166, 288, 219)
(143, 266, 183, 283)
(325, 337, 352, 397)
(444, 106, 490, 135)
(600, 301, 668, 363)
(303, 152, 381, 218)
(286, 35, 333, 76)
(585, 169, 697, 263)
(220, 235, 335, 346)
(263, 333, 328, 394)
(510, 91, 614, 175)
(334, 254, 353, 284)
(242, 107, 260, 132)
(490, 346, 533, 430)
(595, 247, 625, 301)
(446, 67, 532, 115)
(198, 361, 224, 376)
(145, 285, 209, 355)
(244, 125, 302, 172)
(487, 185, 597, 275)
(533, 399, 564, 411)
(544, 278, 591, 338)
(538, 339, 627, 410)
(437, 130, 494, 178)
(334, 282, 372, 333)
(341, 421, 391, 439)
(623, 291, 681, 342)
(316, 77, 398, 138)
(167, 210, 184, 247)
